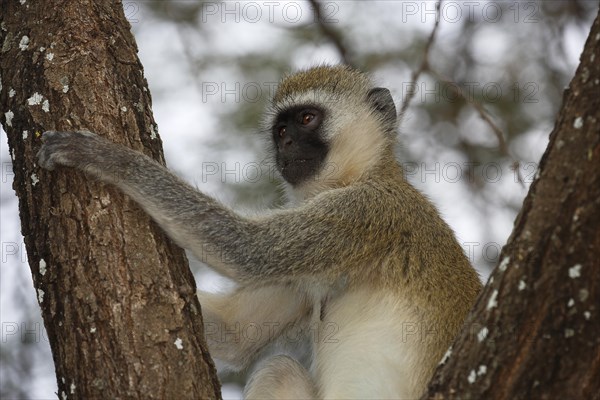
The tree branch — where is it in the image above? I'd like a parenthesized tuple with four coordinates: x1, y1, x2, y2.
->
(308, 0, 353, 66)
(422, 7, 600, 398)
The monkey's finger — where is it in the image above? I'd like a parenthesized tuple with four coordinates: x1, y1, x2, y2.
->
(36, 147, 57, 171)
(37, 131, 72, 170)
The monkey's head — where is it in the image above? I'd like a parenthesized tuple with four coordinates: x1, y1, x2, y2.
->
(265, 65, 397, 197)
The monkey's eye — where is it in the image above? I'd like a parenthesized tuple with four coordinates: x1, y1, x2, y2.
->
(278, 126, 286, 137)
(301, 113, 315, 125)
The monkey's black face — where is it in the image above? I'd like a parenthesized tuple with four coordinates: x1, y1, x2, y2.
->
(272, 105, 329, 186)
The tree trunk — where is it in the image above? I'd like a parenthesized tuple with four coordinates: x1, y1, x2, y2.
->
(423, 7, 600, 400)
(0, 1, 220, 399)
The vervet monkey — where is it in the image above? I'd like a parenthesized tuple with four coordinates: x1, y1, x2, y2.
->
(37, 65, 482, 399)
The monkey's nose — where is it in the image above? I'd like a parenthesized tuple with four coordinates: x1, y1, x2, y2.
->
(282, 136, 293, 148)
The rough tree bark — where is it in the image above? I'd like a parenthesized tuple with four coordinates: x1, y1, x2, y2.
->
(423, 7, 600, 400)
(0, 1, 220, 399)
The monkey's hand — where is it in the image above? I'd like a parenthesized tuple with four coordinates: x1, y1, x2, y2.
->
(37, 130, 113, 171)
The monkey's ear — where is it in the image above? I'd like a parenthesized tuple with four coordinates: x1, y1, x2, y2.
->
(367, 87, 397, 135)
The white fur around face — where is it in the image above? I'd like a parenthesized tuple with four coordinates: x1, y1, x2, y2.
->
(271, 89, 390, 204)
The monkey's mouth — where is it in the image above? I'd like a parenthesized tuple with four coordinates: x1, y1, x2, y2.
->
(281, 158, 314, 167)
(281, 158, 315, 172)
(278, 158, 320, 185)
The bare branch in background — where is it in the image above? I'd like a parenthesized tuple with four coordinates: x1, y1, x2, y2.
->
(308, 0, 353, 66)
(398, 0, 443, 125)
(427, 69, 525, 186)
(398, 0, 524, 185)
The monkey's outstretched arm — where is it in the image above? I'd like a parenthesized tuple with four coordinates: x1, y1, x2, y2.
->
(37, 131, 374, 282)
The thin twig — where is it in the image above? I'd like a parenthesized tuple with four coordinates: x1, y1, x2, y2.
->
(308, 0, 353, 66)
(397, 0, 524, 186)
(398, 0, 443, 125)
(427, 68, 524, 186)
(428, 69, 509, 155)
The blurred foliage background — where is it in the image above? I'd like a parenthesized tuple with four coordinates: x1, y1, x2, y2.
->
(1, 1, 596, 398)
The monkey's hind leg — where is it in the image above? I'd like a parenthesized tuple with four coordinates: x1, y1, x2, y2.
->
(244, 355, 316, 400)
